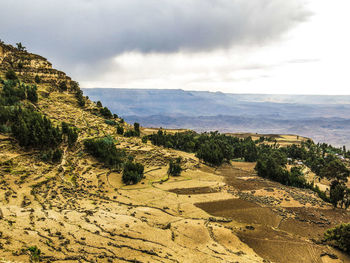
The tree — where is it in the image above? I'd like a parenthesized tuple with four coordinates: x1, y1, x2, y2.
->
(26, 85, 38, 103)
(168, 158, 182, 176)
(59, 81, 67, 91)
(134, 122, 140, 136)
(34, 75, 41, 84)
(324, 223, 350, 254)
(116, 125, 124, 135)
(52, 149, 63, 163)
(16, 42, 26, 51)
(96, 101, 102, 108)
(100, 106, 112, 119)
(329, 181, 346, 208)
(75, 90, 85, 107)
(84, 136, 125, 168)
(122, 161, 144, 185)
(320, 158, 349, 183)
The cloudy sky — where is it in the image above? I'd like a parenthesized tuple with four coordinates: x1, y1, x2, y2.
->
(1, 0, 349, 94)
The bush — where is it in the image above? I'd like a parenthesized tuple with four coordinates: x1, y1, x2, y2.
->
(122, 161, 144, 185)
(168, 158, 182, 176)
(324, 223, 350, 254)
(84, 136, 125, 168)
(96, 101, 102, 107)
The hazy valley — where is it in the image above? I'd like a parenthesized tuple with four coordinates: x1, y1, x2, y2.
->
(83, 88, 350, 147)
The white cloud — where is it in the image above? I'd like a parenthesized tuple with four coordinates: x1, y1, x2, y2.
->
(82, 0, 350, 95)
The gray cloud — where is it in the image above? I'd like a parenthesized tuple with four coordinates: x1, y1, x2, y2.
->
(0, 0, 310, 76)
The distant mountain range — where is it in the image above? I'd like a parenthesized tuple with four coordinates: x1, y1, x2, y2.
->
(83, 88, 350, 147)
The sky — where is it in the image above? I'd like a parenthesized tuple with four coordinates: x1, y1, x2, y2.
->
(1, 0, 349, 95)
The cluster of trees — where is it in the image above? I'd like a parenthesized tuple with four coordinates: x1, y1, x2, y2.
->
(168, 158, 182, 176)
(40, 148, 63, 163)
(255, 151, 307, 188)
(122, 161, 144, 185)
(0, 79, 38, 105)
(147, 130, 258, 166)
(0, 76, 61, 150)
(324, 223, 350, 254)
(0, 74, 79, 164)
(319, 157, 350, 208)
(84, 136, 145, 185)
(256, 142, 350, 207)
(148, 129, 350, 206)
(84, 136, 126, 169)
(12, 109, 63, 149)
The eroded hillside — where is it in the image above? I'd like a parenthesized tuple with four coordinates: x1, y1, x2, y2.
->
(0, 43, 349, 263)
